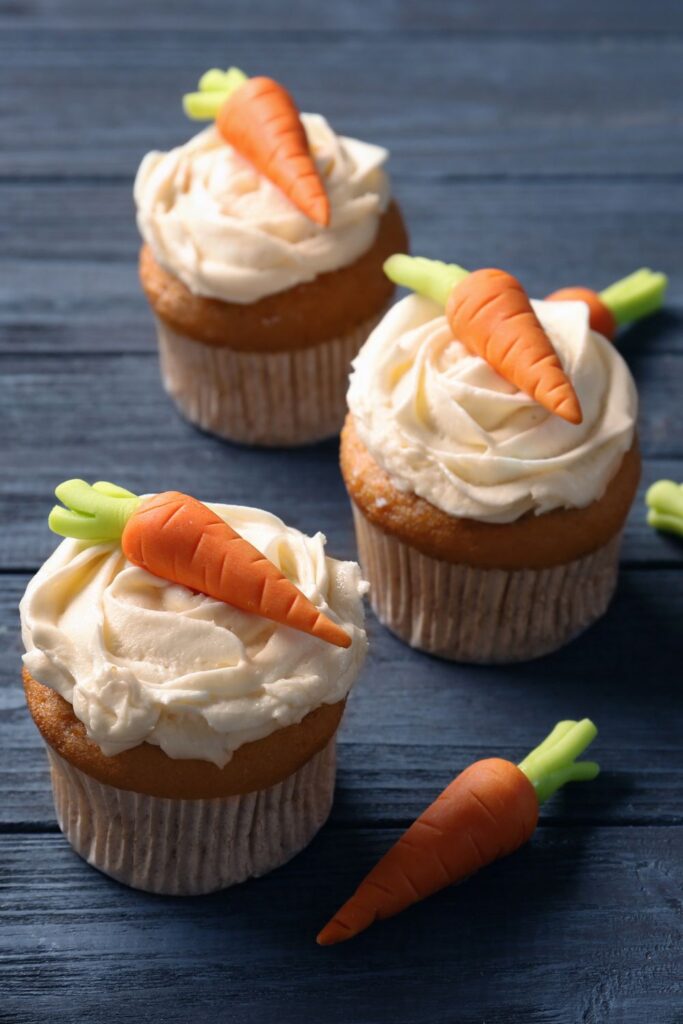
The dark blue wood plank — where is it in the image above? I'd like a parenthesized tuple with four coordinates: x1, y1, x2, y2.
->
(1, 828, 681, 1024)
(2, 0, 683, 33)
(1, 32, 682, 178)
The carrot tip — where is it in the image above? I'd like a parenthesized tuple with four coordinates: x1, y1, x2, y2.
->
(558, 401, 583, 425)
(316, 925, 347, 946)
(308, 196, 331, 227)
(314, 619, 352, 648)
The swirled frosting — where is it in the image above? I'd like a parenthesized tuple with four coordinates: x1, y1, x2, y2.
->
(347, 295, 637, 523)
(21, 504, 368, 767)
(134, 115, 390, 304)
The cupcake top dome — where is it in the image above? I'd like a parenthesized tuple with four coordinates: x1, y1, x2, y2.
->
(135, 115, 390, 305)
(348, 293, 638, 524)
(21, 499, 368, 768)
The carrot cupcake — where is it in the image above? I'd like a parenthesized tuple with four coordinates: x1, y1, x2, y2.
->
(134, 67, 408, 446)
(342, 255, 666, 663)
(20, 481, 367, 893)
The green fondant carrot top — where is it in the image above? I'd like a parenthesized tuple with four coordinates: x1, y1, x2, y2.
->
(646, 480, 683, 538)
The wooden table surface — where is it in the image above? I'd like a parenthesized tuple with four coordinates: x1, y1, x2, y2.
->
(2, 3, 682, 1022)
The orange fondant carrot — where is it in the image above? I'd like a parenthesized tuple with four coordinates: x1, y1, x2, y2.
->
(545, 287, 617, 340)
(217, 76, 330, 226)
(318, 720, 600, 945)
(49, 482, 350, 648)
(123, 492, 349, 646)
(447, 268, 582, 424)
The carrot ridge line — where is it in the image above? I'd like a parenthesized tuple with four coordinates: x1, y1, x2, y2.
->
(517, 719, 600, 805)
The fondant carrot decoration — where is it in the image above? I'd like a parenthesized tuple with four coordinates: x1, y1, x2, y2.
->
(48, 480, 351, 648)
(384, 255, 582, 424)
(183, 67, 330, 226)
(645, 479, 683, 537)
(546, 268, 667, 340)
(318, 719, 599, 945)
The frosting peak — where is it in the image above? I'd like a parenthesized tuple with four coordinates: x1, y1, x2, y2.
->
(347, 295, 637, 523)
(134, 115, 390, 303)
(21, 504, 368, 767)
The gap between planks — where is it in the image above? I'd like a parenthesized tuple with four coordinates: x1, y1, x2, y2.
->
(2, 172, 683, 187)
(1, 817, 681, 836)
(2, 26, 683, 40)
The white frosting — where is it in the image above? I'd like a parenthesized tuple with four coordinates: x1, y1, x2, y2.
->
(21, 504, 368, 768)
(134, 115, 390, 304)
(348, 295, 637, 524)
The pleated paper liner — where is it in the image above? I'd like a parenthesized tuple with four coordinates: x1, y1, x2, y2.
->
(352, 505, 623, 663)
(46, 738, 337, 895)
(155, 312, 384, 447)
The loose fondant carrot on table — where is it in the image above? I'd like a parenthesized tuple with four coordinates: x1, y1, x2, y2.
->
(645, 479, 683, 538)
(318, 719, 599, 945)
(48, 480, 350, 648)
(384, 255, 582, 424)
(182, 67, 330, 226)
(545, 268, 667, 341)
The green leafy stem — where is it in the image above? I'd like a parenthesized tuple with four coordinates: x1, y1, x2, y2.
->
(384, 254, 468, 307)
(599, 268, 668, 326)
(183, 66, 248, 121)
(49, 480, 141, 543)
(518, 719, 600, 805)
(646, 480, 683, 538)
(384, 254, 667, 327)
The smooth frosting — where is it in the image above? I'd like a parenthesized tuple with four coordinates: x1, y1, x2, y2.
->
(134, 115, 390, 304)
(348, 295, 637, 524)
(21, 504, 368, 767)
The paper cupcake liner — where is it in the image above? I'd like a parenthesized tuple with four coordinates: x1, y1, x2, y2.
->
(352, 505, 622, 663)
(45, 737, 336, 895)
(155, 313, 384, 447)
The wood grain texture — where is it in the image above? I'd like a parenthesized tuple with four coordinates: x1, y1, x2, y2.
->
(1, 829, 681, 1024)
(2, 0, 683, 32)
(2, 32, 683, 178)
(2, 3, 682, 1022)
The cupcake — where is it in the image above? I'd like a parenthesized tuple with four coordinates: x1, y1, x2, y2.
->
(340, 254, 656, 663)
(134, 67, 408, 446)
(20, 481, 367, 894)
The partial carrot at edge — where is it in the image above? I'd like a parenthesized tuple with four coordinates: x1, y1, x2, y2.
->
(546, 269, 668, 341)
(544, 286, 617, 340)
(317, 719, 599, 945)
